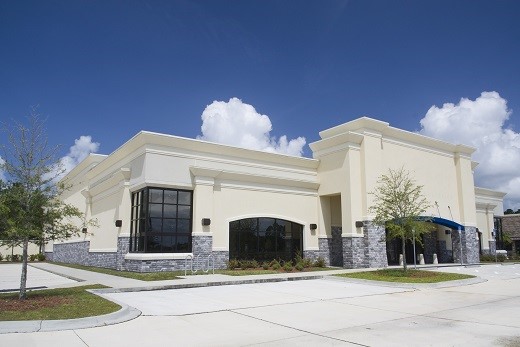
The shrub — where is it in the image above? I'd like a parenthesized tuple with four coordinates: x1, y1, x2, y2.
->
(303, 258, 313, 268)
(37, 253, 46, 261)
(5, 255, 12, 262)
(314, 257, 326, 268)
(0, 253, 3, 261)
(295, 262, 304, 271)
(480, 253, 508, 262)
(11, 254, 21, 262)
(262, 261, 270, 270)
(480, 254, 494, 262)
(227, 259, 240, 270)
(283, 260, 293, 272)
(29, 254, 38, 261)
(271, 260, 281, 270)
(294, 251, 303, 264)
(239, 260, 257, 269)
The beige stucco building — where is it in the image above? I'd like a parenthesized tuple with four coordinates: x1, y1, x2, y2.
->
(45, 117, 505, 271)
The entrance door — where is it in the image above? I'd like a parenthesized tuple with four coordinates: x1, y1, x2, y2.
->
(229, 217, 303, 262)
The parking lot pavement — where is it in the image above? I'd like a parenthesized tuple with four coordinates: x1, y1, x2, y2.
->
(0, 264, 77, 291)
(431, 263, 520, 281)
(99, 278, 412, 316)
(1, 264, 520, 346)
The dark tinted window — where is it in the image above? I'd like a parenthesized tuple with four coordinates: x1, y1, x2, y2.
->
(130, 187, 193, 253)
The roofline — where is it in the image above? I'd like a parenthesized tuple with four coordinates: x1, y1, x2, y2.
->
(311, 116, 476, 157)
(87, 130, 319, 179)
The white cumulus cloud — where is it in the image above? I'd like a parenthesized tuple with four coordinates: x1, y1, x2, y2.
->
(60, 136, 100, 174)
(45, 135, 100, 182)
(198, 97, 306, 157)
(419, 91, 520, 210)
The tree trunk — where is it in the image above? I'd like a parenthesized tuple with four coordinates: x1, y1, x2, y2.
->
(401, 237, 407, 272)
(19, 237, 28, 300)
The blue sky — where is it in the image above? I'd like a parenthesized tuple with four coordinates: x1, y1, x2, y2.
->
(1, 0, 519, 208)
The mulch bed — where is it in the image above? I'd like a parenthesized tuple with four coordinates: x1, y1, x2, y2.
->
(0, 296, 73, 311)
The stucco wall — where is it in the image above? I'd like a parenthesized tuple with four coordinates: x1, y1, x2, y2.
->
(212, 185, 319, 251)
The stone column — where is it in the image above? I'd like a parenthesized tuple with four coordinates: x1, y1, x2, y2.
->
(318, 237, 332, 266)
(464, 226, 480, 263)
(117, 236, 130, 271)
(488, 240, 496, 255)
(363, 221, 388, 268)
(452, 226, 480, 264)
(452, 228, 464, 264)
(330, 226, 344, 266)
(423, 231, 437, 264)
(192, 234, 213, 269)
(342, 236, 367, 268)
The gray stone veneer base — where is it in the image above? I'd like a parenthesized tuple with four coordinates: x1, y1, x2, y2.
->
(303, 250, 320, 262)
(343, 236, 367, 268)
(330, 227, 344, 266)
(318, 237, 331, 266)
(49, 234, 229, 273)
(437, 240, 452, 263)
(52, 240, 118, 269)
(363, 221, 388, 268)
(452, 226, 480, 264)
(464, 226, 479, 263)
(488, 240, 496, 255)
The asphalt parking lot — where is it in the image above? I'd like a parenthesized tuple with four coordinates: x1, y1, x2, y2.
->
(1, 264, 519, 346)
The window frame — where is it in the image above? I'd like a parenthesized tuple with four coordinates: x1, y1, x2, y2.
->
(130, 187, 193, 253)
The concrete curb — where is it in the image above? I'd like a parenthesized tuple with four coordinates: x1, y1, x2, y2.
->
(0, 304, 141, 334)
(91, 274, 326, 294)
(325, 274, 487, 289)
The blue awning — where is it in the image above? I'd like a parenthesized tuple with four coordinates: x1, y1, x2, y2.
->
(417, 216, 465, 231)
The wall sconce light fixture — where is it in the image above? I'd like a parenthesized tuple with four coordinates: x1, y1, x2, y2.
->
(202, 218, 211, 226)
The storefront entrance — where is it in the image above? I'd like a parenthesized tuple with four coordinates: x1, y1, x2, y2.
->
(229, 217, 303, 262)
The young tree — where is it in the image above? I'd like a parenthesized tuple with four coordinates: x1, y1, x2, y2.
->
(0, 112, 90, 300)
(369, 167, 432, 271)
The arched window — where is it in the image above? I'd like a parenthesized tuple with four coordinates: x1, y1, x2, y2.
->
(229, 218, 303, 262)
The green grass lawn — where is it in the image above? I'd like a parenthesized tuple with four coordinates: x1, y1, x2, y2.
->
(0, 285, 121, 321)
(335, 269, 475, 283)
(50, 262, 183, 281)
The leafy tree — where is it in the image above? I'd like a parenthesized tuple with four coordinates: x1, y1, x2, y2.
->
(0, 112, 92, 300)
(369, 167, 432, 271)
(504, 208, 520, 215)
